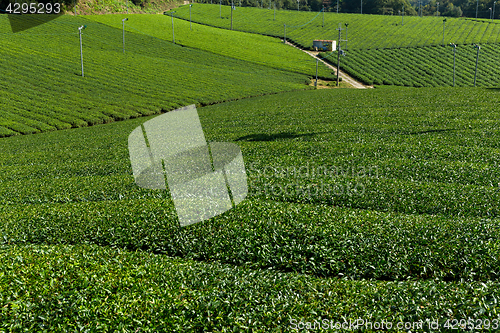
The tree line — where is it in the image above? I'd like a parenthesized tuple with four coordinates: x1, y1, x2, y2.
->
(204, 0, 498, 18)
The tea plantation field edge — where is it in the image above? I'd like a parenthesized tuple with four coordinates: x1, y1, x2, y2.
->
(1, 244, 499, 330)
(0, 14, 314, 138)
(169, 4, 500, 50)
(86, 14, 335, 81)
(2, 87, 500, 328)
(320, 44, 500, 87)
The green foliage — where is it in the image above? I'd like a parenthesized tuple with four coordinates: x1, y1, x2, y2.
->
(342, 0, 417, 15)
(1, 244, 499, 331)
(0, 14, 309, 137)
(3, 10, 500, 326)
(2, 88, 500, 282)
(2, 87, 500, 326)
(169, 4, 500, 50)
(320, 44, 500, 87)
(87, 14, 334, 80)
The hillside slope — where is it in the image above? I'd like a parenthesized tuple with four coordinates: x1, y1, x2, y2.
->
(87, 13, 335, 79)
(0, 14, 309, 137)
(1, 87, 500, 329)
(169, 4, 500, 50)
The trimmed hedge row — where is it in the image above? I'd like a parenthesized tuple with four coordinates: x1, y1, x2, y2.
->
(169, 4, 500, 50)
(0, 14, 309, 137)
(320, 44, 500, 87)
(1, 88, 500, 282)
(1, 244, 499, 331)
(87, 14, 335, 80)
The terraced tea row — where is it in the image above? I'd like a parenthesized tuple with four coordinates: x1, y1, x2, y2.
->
(87, 14, 334, 80)
(2, 244, 499, 330)
(1, 87, 500, 281)
(2, 87, 500, 327)
(0, 14, 310, 137)
(169, 4, 500, 50)
(321, 44, 500, 87)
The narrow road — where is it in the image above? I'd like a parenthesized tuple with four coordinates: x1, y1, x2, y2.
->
(284, 41, 372, 89)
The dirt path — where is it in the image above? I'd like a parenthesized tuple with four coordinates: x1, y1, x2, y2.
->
(284, 41, 372, 89)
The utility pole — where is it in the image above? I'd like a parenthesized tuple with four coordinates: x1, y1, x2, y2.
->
(449, 43, 456, 87)
(442, 18, 446, 46)
(360, 0, 362, 14)
(476, 0, 479, 18)
(337, 0, 339, 13)
(274, 2, 276, 20)
(122, 18, 128, 53)
(436, 2, 439, 16)
(402, 4, 404, 25)
(189, 4, 193, 30)
(345, 23, 348, 50)
(493, 1, 496, 21)
(78, 25, 86, 77)
(283, 24, 286, 43)
(231, 1, 233, 30)
(322, 5, 324, 27)
(171, 12, 175, 44)
(315, 58, 318, 87)
(336, 23, 342, 86)
(473, 44, 480, 87)
(220, 0, 221, 18)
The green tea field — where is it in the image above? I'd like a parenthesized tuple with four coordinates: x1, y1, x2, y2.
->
(0, 14, 316, 137)
(2, 3, 500, 331)
(86, 14, 334, 79)
(2, 88, 500, 330)
(170, 4, 500, 50)
(320, 43, 500, 87)
(170, 4, 500, 88)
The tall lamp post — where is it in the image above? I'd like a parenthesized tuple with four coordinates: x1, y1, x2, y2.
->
(322, 5, 325, 27)
(315, 58, 318, 87)
(78, 25, 86, 77)
(436, 2, 439, 16)
(473, 44, 480, 87)
(122, 18, 128, 53)
(336, 23, 343, 86)
(493, 2, 496, 21)
(345, 23, 348, 50)
(360, 0, 362, 14)
(442, 18, 446, 46)
(449, 43, 457, 87)
(171, 11, 176, 44)
(402, 4, 404, 25)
